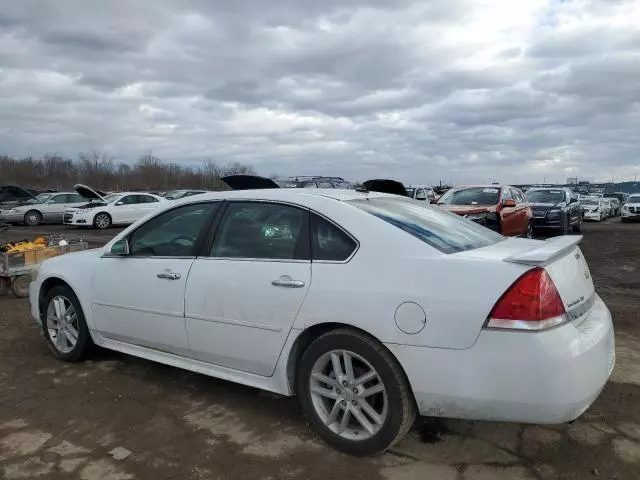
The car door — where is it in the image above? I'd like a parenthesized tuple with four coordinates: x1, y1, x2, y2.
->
(510, 188, 529, 235)
(38, 194, 66, 222)
(499, 188, 517, 235)
(184, 201, 311, 376)
(91, 202, 220, 354)
(135, 194, 162, 220)
(111, 195, 140, 224)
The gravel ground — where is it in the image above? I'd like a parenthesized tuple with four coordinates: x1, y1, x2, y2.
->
(1, 219, 639, 479)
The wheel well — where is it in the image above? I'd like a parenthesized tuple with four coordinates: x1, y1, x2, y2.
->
(286, 323, 412, 396)
(24, 209, 41, 218)
(38, 277, 72, 316)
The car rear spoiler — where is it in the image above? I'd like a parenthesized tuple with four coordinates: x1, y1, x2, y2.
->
(504, 235, 583, 266)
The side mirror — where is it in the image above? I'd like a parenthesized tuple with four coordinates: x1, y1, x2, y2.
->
(109, 239, 129, 256)
(503, 199, 516, 207)
(115, 201, 124, 206)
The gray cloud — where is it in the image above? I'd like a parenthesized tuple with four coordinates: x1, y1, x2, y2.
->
(1, 0, 639, 184)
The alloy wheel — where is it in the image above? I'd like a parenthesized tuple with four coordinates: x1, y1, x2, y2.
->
(46, 295, 79, 354)
(309, 350, 388, 441)
(95, 214, 110, 229)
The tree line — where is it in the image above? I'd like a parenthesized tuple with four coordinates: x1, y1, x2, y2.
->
(0, 151, 257, 192)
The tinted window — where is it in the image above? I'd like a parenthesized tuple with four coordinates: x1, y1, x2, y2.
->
(437, 187, 500, 206)
(501, 188, 513, 200)
(349, 197, 503, 254)
(311, 214, 357, 261)
(118, 195, 139, 205)
(405, 188, 415, 198)
(51, 194, 69, 204)
(526, 190, 566, 203)
(67, 194, 86, 203)
(129, 203, 218, 257)
(511, 189, 525, 204)
(137, 195, 158, 203)
(211, 202, 308, 260)
(627, 196, 640, 203)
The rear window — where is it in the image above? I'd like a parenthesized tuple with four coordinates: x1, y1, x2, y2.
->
(348, 197, 504, 254)
(437, 187, 500, 206)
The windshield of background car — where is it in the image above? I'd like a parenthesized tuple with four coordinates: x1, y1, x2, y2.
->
(102, 194, 120, 204)
(30, 193, 53, 204)
(627, 196, 640, 203)
(582, 199, 599, 206)
(405, 188, 415, 197)
(349, 197, 504, 254)
(437, 187, 500, 206)
(526, 190, 565, 203)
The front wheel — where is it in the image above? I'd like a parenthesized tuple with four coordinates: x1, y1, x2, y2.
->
(42, 286, 94, 362)
(24, 210, 42, 226)
(524, 222, 534, 238)
(296, 329, 416, 456)
(561, 215, 569, 235)
(572, 215, 583, 233)
(93, 212, 111, 229)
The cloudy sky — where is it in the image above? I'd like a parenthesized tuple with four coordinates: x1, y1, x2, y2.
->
(1, 0, 639, 184)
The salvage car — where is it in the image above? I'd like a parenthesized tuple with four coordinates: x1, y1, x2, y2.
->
(29, 182, 614, 456)
(63, 185, 165, 229)
(621, 194, 640, 223)
(405, 185, 437, 203)
(526, 187, 583, 235)
(436, 185, 533, 237)
(582, 198, 605, 221)
(0, 192, 90, 226)
(0, 185, 38, 209)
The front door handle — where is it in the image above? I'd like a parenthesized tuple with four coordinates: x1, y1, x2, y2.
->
(157, 271, 181, 280)
(271, 275, 305, 288)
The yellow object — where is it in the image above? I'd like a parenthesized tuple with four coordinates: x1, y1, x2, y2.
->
(6, 241, 46, 253)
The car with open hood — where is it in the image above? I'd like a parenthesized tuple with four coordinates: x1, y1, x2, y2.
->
(0, 191, 91, 225)
(436, 185, 533, 237)
(621, 193, 640, 223)
(525, 187, 583, 235)
(29, 182, 614, 456)
(63, 185, 165, 229)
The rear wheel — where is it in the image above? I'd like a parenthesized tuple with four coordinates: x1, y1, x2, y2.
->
(42, 285, 94, 362)
(93, 212, 111, 229)
(524, 222, 534, 238)
(0, 278, 10, 296)
(10, 275, 31, 298)
(24, 210, 42, 226)
(572, 215, 583, 233)
(296, 329, 416, 456)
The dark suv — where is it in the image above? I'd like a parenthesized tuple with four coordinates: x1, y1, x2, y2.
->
(526, 187, 582, 235)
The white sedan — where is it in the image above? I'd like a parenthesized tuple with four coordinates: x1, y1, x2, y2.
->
(63, 185, 165, 229)
(29, 186, 614, 455)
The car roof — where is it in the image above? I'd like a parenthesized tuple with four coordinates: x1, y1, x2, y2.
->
(173, 188, 394, 204)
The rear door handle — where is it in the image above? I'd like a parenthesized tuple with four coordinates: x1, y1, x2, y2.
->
(271, 275, 305, 288)
(157, 271, 181, 280)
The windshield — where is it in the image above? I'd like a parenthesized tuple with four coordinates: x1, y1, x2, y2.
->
(165, 190, 187, 200)
(405, 188, 415, 198)
(349, 197, 504, 254)
(526, 190, 565, 204)
(627, 196, 640, 203)
(437, 187, 500, 206)
(101, 194, 120, 204)
(582, 199, 599, 206)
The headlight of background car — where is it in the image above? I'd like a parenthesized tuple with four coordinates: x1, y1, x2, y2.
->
(623, 206, 629, 211)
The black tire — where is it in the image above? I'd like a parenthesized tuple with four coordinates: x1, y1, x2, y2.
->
(10, 275, 31, 298)
(572, 215, 583, 233)
(24, 210, 42, 226)
(93, 212, 112, 230)
(42, 285, 94, 362)
(296, 329, 416, 456)
(524, 222, 534, 239)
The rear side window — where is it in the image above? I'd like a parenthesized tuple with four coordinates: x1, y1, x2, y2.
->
(349, 197, 504, 254)
(311, 214, 357, 261)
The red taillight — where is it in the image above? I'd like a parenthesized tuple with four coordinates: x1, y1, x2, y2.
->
(486, 268, 566, 331)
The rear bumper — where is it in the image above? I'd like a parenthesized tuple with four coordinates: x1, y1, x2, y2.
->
(387, 295, 614, 423)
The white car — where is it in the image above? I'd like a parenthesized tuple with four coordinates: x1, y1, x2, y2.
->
(621, 194, 640, 223)
(0, 192, 91, 225)
(63, 185, 165, 229)
(29, 186, 614, 455)
(582, 198, 605, 221)
(600, 198, 613, 218)
(406, 185, 436, 203)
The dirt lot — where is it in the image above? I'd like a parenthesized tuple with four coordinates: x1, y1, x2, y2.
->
(1, 220, 639, 479)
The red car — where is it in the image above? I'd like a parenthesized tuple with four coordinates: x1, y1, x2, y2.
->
(436, 185, 533, 237)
